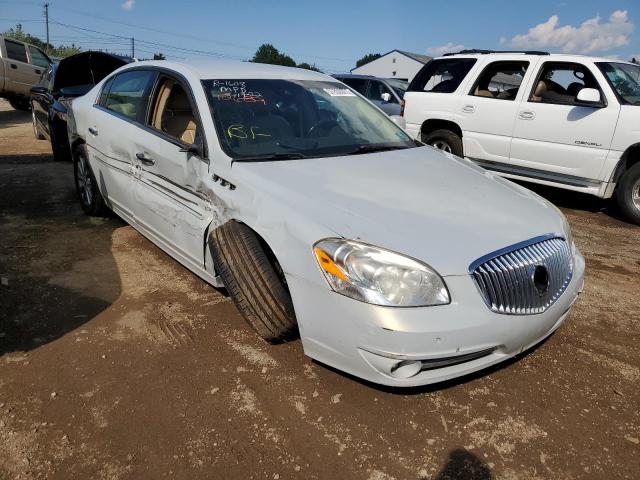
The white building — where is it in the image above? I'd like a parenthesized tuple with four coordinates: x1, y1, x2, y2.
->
(350, 50, 432, 81)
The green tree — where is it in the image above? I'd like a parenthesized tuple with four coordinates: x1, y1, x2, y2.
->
(297, 62, 321, 72)
(251, 43, 296, 67)
(2, 24, 80, 58)
(355, 53, 382, 68)
(153, 53, 166, 60)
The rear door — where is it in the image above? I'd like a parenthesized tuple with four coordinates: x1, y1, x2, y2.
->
(88, 69, 158, 220)
(459, 58, 538, 165)
(509, 61, 620, 182)
(3, 39, 40, 95)
(131, 73, 212, 268)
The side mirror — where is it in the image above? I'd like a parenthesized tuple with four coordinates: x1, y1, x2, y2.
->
(381, 92, 392, 103)
(390, 115, 406, 130)
(576, 88, 602, 106)
(30, 85, 47, 96)
(180, 140, 205, 159)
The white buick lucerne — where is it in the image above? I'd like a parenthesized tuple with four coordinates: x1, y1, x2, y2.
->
(67, 59, 584, 387)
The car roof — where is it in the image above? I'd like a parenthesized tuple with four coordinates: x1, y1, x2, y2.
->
(122, 58, 332, 81)
(334, 74, 408, 83)
(438, 52, 635, 65)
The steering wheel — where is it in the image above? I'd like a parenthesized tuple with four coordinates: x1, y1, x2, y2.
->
(307, 119, 339, 138)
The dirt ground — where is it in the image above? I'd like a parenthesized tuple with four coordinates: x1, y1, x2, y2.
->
(0, 98, 638, 480)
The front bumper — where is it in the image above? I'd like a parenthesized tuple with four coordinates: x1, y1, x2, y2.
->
(288, 248, 585, 387)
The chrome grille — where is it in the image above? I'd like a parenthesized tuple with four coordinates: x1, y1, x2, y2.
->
(471, 236, 573, 315)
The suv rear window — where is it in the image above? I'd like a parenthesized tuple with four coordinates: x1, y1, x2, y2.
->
(5, 39, 28, 63)
(408, 58, 476, 93)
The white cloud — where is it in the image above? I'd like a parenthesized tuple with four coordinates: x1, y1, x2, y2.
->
(502, 10, 633, 54)
(121, 0, 135, 11)
(426, 42, 465, 56)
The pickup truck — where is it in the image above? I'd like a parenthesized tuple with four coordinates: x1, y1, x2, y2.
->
(0, 35, 52, 110)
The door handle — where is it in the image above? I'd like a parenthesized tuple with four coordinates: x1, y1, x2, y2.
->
(462, 104, 475, 113)
(88, 127, 98, 136)
(35, 69, 41, 75)
(136, 152, 155, 166)
(10, 64, 17, 69)
(518, 111, 535, 120)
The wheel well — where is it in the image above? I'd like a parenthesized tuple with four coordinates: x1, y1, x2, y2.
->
(71, 138, 85, 157)
(420, 119, 463, 141)
(205, 220, 285, 282)
(613, 143, 640, 183)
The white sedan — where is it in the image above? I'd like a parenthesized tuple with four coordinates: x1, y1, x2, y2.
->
(67, 59, 585, 387)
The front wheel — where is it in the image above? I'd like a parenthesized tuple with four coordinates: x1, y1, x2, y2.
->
(422, 129, 463, 157)
(9, 98, 30, 111)
(32, 107, 46, 140)
(73, 146, 108, 216)
(615, 163, 640, 225)
(209, 221, 298, 343)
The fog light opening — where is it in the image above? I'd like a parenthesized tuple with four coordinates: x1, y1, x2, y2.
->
(389, 360, 422, 379)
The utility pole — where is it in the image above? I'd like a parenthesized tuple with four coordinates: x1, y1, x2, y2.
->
(44, 3, 50, 54)
(131, 37, 135, 58)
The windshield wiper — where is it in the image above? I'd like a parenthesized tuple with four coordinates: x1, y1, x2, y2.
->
(233, 152, 308, 163)
(346, 143, 413, 156)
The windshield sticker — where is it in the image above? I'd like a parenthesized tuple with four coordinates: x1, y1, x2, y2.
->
(212, 80, 267, 104)
(323, 88, 356, 97)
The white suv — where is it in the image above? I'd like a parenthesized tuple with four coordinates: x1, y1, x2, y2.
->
(403, 50, 640, 224)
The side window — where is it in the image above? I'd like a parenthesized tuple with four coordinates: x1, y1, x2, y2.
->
(148, 77, 198, 145)
(5, 39, 28, 63)
(98, 76, 115, 106)
(340, 78, 368, 96)
(470, 61, 529, 100)
(530, 62, 602, 105)
(103, 70, 155, 120)
(367, 81, 398, 104)
(28, 46, 51, 68)
(408, 58, 477, 93)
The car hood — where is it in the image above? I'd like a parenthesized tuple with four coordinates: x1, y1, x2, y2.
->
(235, 146, 567, 276)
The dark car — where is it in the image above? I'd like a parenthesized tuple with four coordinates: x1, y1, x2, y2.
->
(30, 51, 132, 161)
(333, 74, 408, 116)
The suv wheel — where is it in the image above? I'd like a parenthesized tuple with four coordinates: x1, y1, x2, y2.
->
(423, 129, 463, 157)
(209, 221, 298, 343)
(615, 162, 640, 225)
(74, 146, 108, 216)
(32, 107, 46, 140)
(9, 98, 30, 111)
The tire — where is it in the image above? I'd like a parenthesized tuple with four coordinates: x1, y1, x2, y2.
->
(423, 129, 463, 157)
(209, 221, 297, 342)
(32, 106, 46, 140)
(615, 162, 640, 225)
(73, 145, 108, 216)
(9, 98, 30, 111)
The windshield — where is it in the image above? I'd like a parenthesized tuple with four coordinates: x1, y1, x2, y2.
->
(597, 62, 640, 105)
(385, 79, 409, 98)
(203, 79, 416, 160)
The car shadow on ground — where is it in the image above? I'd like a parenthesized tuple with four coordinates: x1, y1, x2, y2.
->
(0, 105, 31, 129)
(0, 152, 123, 357)
(434, 448, 493, 480)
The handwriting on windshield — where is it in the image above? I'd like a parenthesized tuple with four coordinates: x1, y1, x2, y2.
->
(213, 80, 266, 105)
(227, 124, 271, 140)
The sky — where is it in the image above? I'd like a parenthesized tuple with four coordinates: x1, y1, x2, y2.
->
(1, 0, 638, 72)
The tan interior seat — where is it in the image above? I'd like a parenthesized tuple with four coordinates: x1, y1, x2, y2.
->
(531, 80, 548, 102)
(474, 87, 494, 98)
(157, 84, 197, 144)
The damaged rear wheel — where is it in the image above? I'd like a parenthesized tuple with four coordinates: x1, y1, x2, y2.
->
(73, 145, 108, 216)
(209, 221, 298, 342)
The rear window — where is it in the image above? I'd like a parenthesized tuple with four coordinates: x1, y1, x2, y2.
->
(408, 58, 477, 93)
(339, 77, 368, 95)
(5, 39, 28, 63)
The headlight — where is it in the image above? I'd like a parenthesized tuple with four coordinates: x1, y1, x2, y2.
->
(313, 238, 450, 307)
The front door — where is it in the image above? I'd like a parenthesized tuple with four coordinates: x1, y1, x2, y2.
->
(131, 75, 212, 267)
(460, 59, 536, 165)
(510, 61, 620, 182)
(366, 80, 400, 115)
